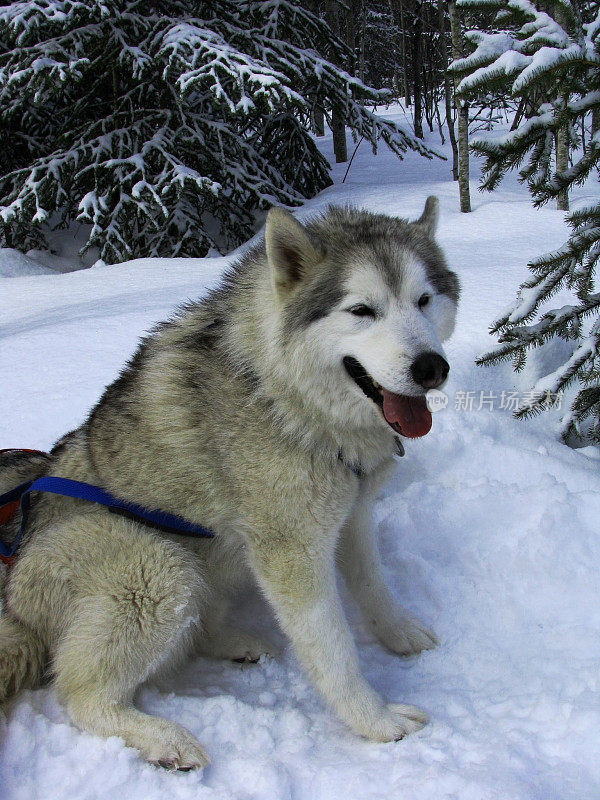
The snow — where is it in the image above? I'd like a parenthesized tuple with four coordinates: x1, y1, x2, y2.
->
(2, 104, 600, 799)
(0, 249, 55, 277)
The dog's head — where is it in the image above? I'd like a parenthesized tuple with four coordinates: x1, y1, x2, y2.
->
(264, 200, 460, 438)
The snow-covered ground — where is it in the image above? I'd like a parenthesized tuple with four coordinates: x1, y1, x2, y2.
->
(1, 106, 600, 800)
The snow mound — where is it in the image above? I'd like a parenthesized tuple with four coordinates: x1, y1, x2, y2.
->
(0, 248, 56, 277)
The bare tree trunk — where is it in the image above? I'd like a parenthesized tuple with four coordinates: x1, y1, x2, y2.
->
(435, 96, 446, 144)
(422, 3, 435, 132)
(397, 0, 411, 106)
(438, 0, 458, 179)
(511, 95, 528, 131)
(389, 0, 401, 97)
(359, 0, 366, 83)
(592, 108, 600, 138)
(346, 0, 357, 76)
(556, 123, 569, 211)
(314, 107, 325, 136)
(305, 0, 325, 135)
(332, 111, 348, 162)
(2, 221, 12, 248)
(449, 0, 471, 212)
(412, 0, 424, 138)
(327, 0, 348, 162)
(554, 4, 569, 211)
(325, 1, 346, 158)
(456, 102, 471, 211)
(423, 68, 434, 133)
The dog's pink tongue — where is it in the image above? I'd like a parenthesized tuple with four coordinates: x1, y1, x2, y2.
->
(382, 390, 432, 438)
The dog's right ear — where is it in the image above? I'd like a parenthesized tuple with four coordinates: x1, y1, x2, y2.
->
(265, 207, 324, 297)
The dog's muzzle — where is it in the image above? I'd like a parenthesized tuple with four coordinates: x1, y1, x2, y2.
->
(343, 356, 434, 438)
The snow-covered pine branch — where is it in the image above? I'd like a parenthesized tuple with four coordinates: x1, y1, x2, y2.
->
(0, 0, 436, 262)
(459, 0, 600, 443)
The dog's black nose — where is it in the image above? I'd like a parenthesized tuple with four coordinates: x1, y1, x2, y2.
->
(410, 352, 449, 390)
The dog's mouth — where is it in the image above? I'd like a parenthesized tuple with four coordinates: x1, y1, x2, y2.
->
(343, 356, 432, 438)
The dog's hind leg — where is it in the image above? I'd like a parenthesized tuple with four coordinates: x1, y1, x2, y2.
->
(193, 592, 273, 663)
(53, 525, 210, 770)
(196, 622, 273, 663)
(0, 612, 46, 704)
(338, 498, 438, 656)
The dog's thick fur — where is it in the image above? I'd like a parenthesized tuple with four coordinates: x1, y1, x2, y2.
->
(0, 200, 459, 769)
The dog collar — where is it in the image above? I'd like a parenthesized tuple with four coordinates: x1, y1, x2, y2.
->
(337, 450, 364, 479)
(337, 436, 404, 480)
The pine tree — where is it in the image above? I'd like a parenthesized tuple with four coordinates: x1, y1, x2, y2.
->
(451, 0, 600, 443)
(0, 0, 435, 263)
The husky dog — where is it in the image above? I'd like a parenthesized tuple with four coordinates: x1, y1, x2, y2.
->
(0, 198, 459, 769)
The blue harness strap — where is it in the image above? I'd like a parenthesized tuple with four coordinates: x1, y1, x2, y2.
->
(0, 475, 214, 562)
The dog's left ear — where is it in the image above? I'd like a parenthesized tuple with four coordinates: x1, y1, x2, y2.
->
(265, 207, 325, 297)
(416, 196, 439, 237)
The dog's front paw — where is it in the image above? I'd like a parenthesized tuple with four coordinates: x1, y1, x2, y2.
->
(142, 719, 210, 771)
(356, 703, 428, 742)
(374, 612, 438, 656)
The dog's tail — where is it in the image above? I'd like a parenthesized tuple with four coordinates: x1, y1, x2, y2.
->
(0, 613, 46, 703)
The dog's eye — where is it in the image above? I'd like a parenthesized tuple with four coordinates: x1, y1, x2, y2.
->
(348, 304, 376, 318)
(418, 293, 431, 310)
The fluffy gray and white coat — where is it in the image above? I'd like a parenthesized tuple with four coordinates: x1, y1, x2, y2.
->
(0, 199, 459, 769)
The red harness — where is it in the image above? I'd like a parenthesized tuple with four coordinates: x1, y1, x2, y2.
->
(0, 449, 49, 568)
